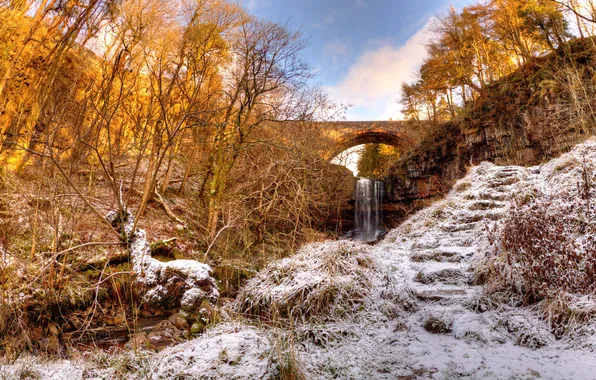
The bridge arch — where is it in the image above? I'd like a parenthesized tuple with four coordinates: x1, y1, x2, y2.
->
(326, 129, 414, 161)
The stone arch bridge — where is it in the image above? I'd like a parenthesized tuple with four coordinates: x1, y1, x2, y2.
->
(317, 120, 423, 160)
(270, 120, 425, 159)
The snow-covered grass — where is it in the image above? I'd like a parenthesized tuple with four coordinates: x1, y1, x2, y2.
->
(236, 241, 373, 323)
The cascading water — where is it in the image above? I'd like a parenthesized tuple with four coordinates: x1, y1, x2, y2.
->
(352, 178, 385, 242)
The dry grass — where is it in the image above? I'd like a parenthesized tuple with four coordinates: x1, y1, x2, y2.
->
(270, 328, 307, 380)
(423, 315, 452, 334)
(0, 170, 143, 359)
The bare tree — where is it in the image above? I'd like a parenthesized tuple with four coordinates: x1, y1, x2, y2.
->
(205, 18, 313, 238)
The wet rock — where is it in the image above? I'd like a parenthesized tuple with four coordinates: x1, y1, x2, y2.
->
(140, 309, 154, 318)
(105, 312, 126, 326)
(190, 321, 205, 335)
(47, 323, 59, 336)
(152, 309, 165, 317)
(31, 327, 43, 341)
(168, 313, 189, 330)
(67, 315, 83, 330)
(148, 320, 185, 348)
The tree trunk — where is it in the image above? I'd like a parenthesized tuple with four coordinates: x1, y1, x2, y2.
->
(178, 137, 199, 194)
(137, 121, 162, 217)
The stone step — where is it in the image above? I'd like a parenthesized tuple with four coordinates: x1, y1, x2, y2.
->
(412, 232, 480, 252)
(410, 246, 475, 263)
(499, 166, 522, 173)
(413, 263, 467, 285)
(412, 238, 439, 250)
(436, 246, 475, 260)
(464, 192, 509, 202)
(487, 176, 520, 188)
(434, 234, 476, 248)
(491, 185, 518, 194)
(409, 284, 479, 303)
(410, 251, 462, 263)
(412, 260, 463, 271)
(441, 222, 478, 233)
(455, 210, 503, 224)
(494, 170, 524, 179)
(467, 200, 507, 211)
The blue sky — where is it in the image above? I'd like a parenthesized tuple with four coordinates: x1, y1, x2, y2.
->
(240, 0, 474, 120)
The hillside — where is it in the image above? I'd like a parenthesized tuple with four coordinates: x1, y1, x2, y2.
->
(387, 37, 596, 202)
(4, 138, 596, 379)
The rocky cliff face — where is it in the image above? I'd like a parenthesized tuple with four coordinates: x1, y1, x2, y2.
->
(386, 38, 596, 201)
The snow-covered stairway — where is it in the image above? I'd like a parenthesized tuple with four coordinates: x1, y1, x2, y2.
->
(382, 163, 538, 329)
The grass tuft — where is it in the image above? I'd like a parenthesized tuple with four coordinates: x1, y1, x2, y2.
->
(235, 241, 373, 323)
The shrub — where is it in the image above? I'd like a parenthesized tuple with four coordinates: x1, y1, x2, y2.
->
(487, 197, 596, 303)
(484, 189, 596, 335)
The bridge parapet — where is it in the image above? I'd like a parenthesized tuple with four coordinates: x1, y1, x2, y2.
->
(321, 120, 410, 136)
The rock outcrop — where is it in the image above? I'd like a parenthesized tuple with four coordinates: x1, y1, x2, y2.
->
(386, 38, 596, 202)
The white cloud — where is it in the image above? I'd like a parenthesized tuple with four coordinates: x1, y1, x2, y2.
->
(312, 7, 346, 29)
(244, 0, 270, 11)
(323, 8, 342, 25)
(326, 21, 432, 121)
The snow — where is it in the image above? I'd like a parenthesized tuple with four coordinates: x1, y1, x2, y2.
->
(105, 210, 219, 307)
(6, 139, 596, 378)
(150, 324, 272, 379)
(0, 357, 85, 380)
(180, 288, 207, 309)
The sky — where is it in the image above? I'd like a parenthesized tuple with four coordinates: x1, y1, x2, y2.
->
(240, 0, 475, 121)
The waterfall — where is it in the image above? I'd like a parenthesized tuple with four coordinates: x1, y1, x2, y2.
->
(353, 178, 385, 242)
